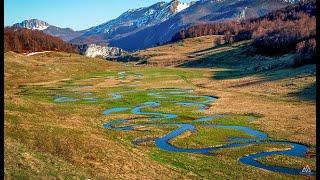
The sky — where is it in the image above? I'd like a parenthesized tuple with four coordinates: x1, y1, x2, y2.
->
(5, 0, 194, 30)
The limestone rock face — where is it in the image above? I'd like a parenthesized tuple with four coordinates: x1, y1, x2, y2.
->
(78, 44, 126, 58)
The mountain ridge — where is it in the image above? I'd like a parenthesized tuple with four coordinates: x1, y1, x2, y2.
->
(12, 19, 85, 41)
(69, 0, 193, 45)
(11, 0, 303, 51)
(107, 0, 294, 51)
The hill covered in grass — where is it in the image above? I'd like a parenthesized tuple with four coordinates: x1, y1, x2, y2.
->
(119, 35, 225, 66)
(119, 35, 295, 70)
(4, 27, 79, 54)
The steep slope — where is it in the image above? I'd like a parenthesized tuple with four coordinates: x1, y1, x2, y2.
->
(109, 0, 292, 51)
(12, 19, 84, 41)
(70, 0, 193, 45)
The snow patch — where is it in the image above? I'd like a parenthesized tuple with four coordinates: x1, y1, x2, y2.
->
(33, 25, 49, 30)
(26, 51, 52, 56)
(176, 2, 190, 12)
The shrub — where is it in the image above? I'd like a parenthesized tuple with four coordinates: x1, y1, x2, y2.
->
(294, 38, 316, 67)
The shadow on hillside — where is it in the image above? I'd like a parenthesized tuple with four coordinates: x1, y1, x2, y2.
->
(179, 43, 253, 74)
(289, 83, 316, 102)
(189, 46, 217, 55)
(178, 43, 316, 83)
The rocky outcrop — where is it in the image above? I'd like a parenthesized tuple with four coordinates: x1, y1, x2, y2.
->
(78, 44, 126, 58)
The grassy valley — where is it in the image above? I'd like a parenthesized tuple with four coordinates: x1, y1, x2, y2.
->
(4, 33, 316, 179)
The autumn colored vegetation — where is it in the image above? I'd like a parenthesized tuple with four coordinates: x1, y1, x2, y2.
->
(294, 38, 316, 67)
(171, 0, 316, 66)
(4, 27, 79, 53)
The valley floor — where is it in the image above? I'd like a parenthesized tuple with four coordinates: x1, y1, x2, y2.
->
(4, 45, 316, 179)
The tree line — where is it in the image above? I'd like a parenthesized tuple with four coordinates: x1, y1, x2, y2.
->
(171, 0, 316, 66)
(4, 27, 79, 53)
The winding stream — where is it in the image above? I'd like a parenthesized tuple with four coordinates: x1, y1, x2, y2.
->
(54, 88, 315, 176)
(102, 89, 315, 176)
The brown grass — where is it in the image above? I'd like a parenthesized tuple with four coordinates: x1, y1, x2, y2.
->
(133, 35, 225, 67)
(4, 37, 316, 179)
(4, 52, 191, 179)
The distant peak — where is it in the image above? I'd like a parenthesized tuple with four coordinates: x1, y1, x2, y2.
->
(21, 19, 49, 25)
(13, 19, 50, 30)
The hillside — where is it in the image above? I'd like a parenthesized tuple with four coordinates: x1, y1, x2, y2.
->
(123, 0, 316, 68)
(172, 0, 316, 42)
(120, 35, 224, 66)
(121, 34, 315, 87)
(171, 0, 316, 64)
(4, 27, 79, 53)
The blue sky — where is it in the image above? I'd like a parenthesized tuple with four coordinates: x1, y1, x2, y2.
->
(5, 0, 193, 30)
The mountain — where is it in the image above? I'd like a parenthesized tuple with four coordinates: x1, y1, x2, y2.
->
(12, 19, 50, 30)
(12, 0, 302, 51)
(12, 19, 84, 42)
(70, 0, 298, 51)
(70, 0, 194, 45)
(107, 0, 295, 51)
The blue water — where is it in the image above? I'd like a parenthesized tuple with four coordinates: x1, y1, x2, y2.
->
(212, 125, 268, 141)
(176, 102, 208, 112)
(118, 71, 127, 79)
(105, 93, 122, 101)
(134, 73, 144, 78)
(83, 97, 99, 102)
(195, 115, 227, 122)
(103, 119, 135, 131)
(182, 95, 217, 104)
(100, 90, 315, 176)
(175, 95, 217, 112)
(154, 124, 315, 175)
(54, 96, 78, 103)
(103, 107, 129, 116)
(55, 95, 109, 103)
(148, 92, 167, 99)
(55, 88, 315, 176)
(131, 102, 178, 120)
(247, 116, 258, 121)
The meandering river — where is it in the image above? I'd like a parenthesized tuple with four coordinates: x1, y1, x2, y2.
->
(54, 88, 315, 176)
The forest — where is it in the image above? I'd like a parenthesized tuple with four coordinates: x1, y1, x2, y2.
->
(4, 27, 79, 53)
